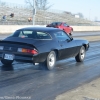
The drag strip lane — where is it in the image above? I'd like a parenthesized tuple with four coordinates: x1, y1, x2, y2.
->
(0, 34, 100, 100)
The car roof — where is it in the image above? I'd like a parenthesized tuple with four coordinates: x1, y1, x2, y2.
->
(51, 22, 65, 24)
(17, 27, 61, 32)
(51, 22, 62, 23)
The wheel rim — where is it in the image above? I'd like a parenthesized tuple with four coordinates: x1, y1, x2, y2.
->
(80, 49, 85, 59)
(48, 54, 55, 67)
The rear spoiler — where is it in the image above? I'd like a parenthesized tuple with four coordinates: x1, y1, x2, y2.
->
(0, 41, 35, 48)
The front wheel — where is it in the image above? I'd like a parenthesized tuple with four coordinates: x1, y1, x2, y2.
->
(75, 46, 86, 62)
(39, 51, 56, 70)
(1, 59, 13, 65)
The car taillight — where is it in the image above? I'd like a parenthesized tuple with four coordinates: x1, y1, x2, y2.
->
(18, 48, 38, 54)
(27, 49, 38, 54)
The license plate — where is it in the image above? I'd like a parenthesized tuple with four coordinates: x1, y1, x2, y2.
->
(4, 54, 14, 60)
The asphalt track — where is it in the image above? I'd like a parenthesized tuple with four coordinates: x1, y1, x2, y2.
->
(0, 32, 100, 100)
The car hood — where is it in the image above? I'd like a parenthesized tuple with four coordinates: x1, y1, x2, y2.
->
(73, 38, 89, 45)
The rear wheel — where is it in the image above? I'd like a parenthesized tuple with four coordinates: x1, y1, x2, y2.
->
(39, 51, 56, 70)
(75, 46, 86, 62)
(1, 59, 13, 65)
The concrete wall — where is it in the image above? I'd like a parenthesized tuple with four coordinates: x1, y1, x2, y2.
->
(0, 25, 100, 34)
(73, 26, 100, 32)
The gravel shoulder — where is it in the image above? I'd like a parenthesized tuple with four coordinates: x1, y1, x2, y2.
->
(55, 78, 100, 100)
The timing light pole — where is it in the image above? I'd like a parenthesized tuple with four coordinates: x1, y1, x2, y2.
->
(33, 0, 36, 25)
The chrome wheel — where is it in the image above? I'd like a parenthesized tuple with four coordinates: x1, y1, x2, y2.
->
(47, 51, 56, 70)
(48, 53, 55, 67)
(75, 46, 86, 62)
(39, 51, 56, 70)
(80, 49, 85, 60)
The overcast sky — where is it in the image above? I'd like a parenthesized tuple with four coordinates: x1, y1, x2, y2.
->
(2, 0, 100, 21)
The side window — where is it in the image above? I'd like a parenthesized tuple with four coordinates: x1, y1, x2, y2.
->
(19, 31, 32, 38)
(63, 23, 69, 27)
(54, 31, 71, 41)
(51, 22, 61, 26)
(12, 30, 51, 39)
(37, 32, 51, 39)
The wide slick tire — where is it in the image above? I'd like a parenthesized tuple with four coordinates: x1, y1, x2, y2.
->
(75, 46, 86, 62)
(1, 59, 13, 65)
(39, 51, 56, 70)
(46, 51, 56, 70)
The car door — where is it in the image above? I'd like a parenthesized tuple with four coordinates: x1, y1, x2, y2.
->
(62, 32, 78, 58)
(54, 31, 77, 59)
(53, 31, 65, 59)
(63, 23, 71, 33)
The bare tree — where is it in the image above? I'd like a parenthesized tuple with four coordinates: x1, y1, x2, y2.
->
(25, 0, 52, 10)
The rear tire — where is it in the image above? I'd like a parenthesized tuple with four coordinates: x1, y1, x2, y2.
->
(39, 51, 56, 70)
(75, 46, 86, 62)
(1, 59, 13, 65)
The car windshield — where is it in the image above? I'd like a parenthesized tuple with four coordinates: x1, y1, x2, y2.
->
(12, 30, 51, 40)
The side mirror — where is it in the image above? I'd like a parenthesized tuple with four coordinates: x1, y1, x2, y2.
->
(67, 37, 73, 42)
(66, 39, 71, 42)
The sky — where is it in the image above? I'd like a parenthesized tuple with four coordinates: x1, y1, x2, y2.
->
(2, 0, 100, 21)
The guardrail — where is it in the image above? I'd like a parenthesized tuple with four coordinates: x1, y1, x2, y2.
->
(0, 25, 100, 34)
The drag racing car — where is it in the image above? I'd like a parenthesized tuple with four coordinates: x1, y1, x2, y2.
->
(0, 27, 89, 70)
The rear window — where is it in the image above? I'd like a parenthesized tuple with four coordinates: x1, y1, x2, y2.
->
(51, 22, 62, 26)
(12, 30, 52, 40)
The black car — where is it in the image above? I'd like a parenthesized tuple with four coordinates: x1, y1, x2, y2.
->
(0, 27, 89, 70)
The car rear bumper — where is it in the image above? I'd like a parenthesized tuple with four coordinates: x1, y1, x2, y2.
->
(0, 52, 39, 63)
